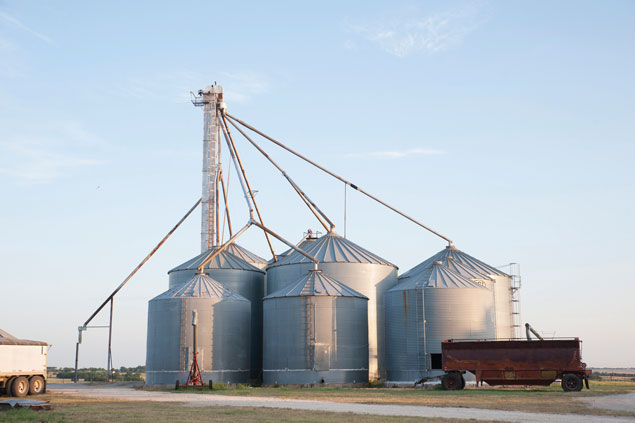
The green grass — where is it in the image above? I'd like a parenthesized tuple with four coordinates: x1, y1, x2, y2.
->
(0, 393, 494, 423)
(152, 380, 635, 417)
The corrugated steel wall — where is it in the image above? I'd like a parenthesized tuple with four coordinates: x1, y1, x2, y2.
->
(169, 267, 264, 379)
(424, 287, 495, 353)
(263, 295, 368, 385)
(385, 289, 422, 382)
(491, 275, 513, 339)
(385, 284, 495, 382)
(266, 262, 396, 380)
(145, 285, 251, 385)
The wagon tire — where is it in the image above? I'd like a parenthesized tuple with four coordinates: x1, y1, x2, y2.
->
(561, 373, 583, 392)
(11, 376, 29, 397)
(29, 376, 45, 395)
(584, 377, 590, 390)
(460, 375, 466, 389)
(175, 380, 180, 390)
(441, 373, 463, 391)
(5, 377, 15, 396)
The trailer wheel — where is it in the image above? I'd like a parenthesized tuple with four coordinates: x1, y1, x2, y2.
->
(11, 376, 29, 397)
(5, 377, 15, 396)
(29, 376, 45, 395)
(561, 373, 583, 392)
(460, 375, 466, 389)
(441, 373, 463, 391)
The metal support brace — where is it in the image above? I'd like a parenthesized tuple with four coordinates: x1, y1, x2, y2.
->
(249, 220, 320, 269)
(219, 170, 233, 239)
(224, 113, 334, 232)
(196, 222, 253, 272)
(73, 198, 202, 382)
(219, 118, 253, 214)
(219, 115, 277, 261)
(226, 113, 453, 246)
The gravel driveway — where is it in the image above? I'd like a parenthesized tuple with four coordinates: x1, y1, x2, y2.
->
(49, 383, 635, 423)
(577, 393, 635, 413)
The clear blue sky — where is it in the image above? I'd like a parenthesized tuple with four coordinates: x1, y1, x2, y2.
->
(1, 1, 633, 369)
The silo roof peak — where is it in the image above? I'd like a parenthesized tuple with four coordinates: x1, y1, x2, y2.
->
(269, 232, 396, 267)
(400, 245, 509, 279)
(169, 247, 265, 274)
(154, 273, 248, 301)
(224, 243, 267, 265)
(265, 269, 367, 299)
(391, 263, 485, 291)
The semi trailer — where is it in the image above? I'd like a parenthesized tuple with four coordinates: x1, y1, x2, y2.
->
(0, 329, 50, 397)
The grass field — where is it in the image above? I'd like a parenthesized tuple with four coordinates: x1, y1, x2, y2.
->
(0, 393, 493, 423)
(2, 381, 634, 422)
(157, 380, 635, 417)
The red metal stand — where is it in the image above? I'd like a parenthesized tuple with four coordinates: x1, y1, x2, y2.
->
(185, 351, 204, 386)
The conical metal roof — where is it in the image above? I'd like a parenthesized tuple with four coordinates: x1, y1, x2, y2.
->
(169, 247, 265, 274)
(154, 273, 248, 301)
(269, 231, 395, 268)
(391, 261, 486, 291)
(224, 243, 268, 267)
(442, 257, 494, 282)
(265, 269, 368, 299)
(268, 236, 319, 264)
(399, 245, 508, 279)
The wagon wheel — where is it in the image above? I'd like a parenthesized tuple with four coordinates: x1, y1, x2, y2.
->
(441, 373, 463, 391)
(561, 373, 583, 392)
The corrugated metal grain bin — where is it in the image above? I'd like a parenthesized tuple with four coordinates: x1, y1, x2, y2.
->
(265, 231, 397, 380)
(385, 261, 495, 382)
(146, 273, 251, 385)
(168, 248, 265, 379)
(263, 269, 368, 385)
(400, 246, 513, 339)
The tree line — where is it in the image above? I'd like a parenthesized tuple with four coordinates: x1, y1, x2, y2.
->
(48, 366, 146, 382)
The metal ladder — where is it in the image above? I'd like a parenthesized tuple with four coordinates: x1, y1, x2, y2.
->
(509, 263, 522, 339)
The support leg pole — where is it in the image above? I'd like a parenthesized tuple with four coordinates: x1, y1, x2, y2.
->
(107, 298, 113, 382)
(74, 342, 79, 383)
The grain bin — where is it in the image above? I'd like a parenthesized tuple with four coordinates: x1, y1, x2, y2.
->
(385, 261, 495, 381)
(263, 269, 368, 385)
(146, 273, 251, 385)
(265, 231, 397, 380)
(400, 245, 513, 339)
(168, 248, 265, 379)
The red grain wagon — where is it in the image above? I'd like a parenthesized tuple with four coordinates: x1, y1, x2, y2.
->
(440, 338, 591, 392)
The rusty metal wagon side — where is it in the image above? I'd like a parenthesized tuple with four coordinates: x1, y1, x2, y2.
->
(441, 338, 591, 392)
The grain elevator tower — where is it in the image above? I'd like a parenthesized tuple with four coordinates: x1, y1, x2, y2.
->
(192, 84, 224, 252)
